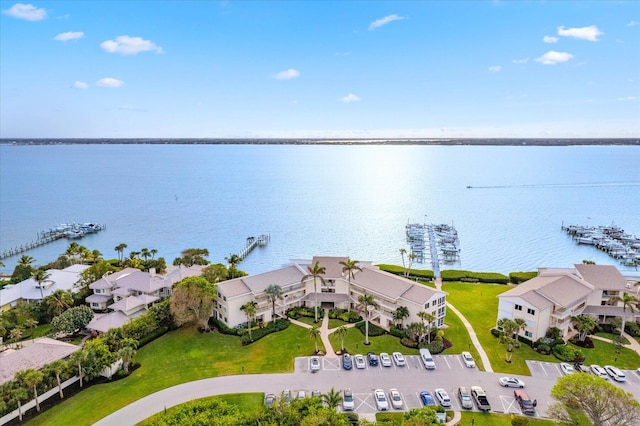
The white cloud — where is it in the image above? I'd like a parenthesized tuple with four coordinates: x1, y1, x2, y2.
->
(557, 25, 603, 42)
(627, 20, 637, 27)
(2, 3, 46, 21)
(340, 93, 360, 103)
(543, 35, 558, 43)
(274, 69, 300, 80)
(53, 31, 84, 41)
(512, 58, 529, 64)
(535, 51, 574, 65)
(617, 96, 638, 101)
(369, 14, 404, 31)
(100, 35, 164, 55)
(488, 66, 501, 73)
(73, 81, 88, 89)
(96, 78, 124, 88)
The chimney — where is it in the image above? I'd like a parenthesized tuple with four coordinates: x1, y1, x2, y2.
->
(150, 267, 156, 276)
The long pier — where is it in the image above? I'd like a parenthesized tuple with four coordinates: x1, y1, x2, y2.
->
(238, 234, 270, 261)
(405, 221, 460, 277)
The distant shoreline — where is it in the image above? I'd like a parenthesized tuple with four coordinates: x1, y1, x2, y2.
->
(1, 138, 639, 146)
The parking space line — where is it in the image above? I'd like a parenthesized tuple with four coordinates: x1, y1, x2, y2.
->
(442, 356, 451, 369)
(455, 356, 464, 368)
(499, 395, 521, 415)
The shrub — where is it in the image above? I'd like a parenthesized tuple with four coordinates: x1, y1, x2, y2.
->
(552, 344, 584, 362)
(545, 327, 562, 340)
(210, 318, 241, 335)
(376, 264, 434, 280)
(390, 325, 407, 339)
(625, 321, 640, 337)
(138, 326, 169, 347)
(511, 416, 531, 426)
(570, 336, 595, 349)
(536, 343, 551, 355)
(509, 271, 538, 284)
(423, 340, 444, 354)
(490, 328, 503, 338)
(517, 335, 533, 347)
(441, 270, 509, 284)
(401, 337, 418, 348)
(241, 319, 290, 345)
(355, 321, 385, 337)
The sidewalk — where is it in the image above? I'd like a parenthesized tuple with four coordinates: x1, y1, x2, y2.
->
(446, 302, 493, 372)
(591, 331, 640, 356)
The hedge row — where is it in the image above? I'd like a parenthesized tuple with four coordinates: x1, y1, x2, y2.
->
(509, 271, 538, 284)
(441, 270, 509, 284)
(328, 308, 361, 323)
(241, 319, 290, 345)
(286, 306, 325, 320)
(376, 264, 435, 280)
(355, 321, 386, 337)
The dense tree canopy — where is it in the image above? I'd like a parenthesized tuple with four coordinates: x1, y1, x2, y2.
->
(50, 305, 94, 337)
(170, 276, 216, 331)
(173, 248, 210, 267)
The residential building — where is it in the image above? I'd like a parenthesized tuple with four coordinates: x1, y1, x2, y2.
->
(497, 264, 635, 341)
(214, 256, 447, 330)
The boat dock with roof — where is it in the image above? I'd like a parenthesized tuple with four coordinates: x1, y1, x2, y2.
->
(562, 223, 640, 267)
(405, 220, 460, 278)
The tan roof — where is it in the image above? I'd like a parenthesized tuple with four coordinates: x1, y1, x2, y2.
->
(500, 273, 593, 309)
(217, 278, 252, 298)
(0, 337, 80, 384)
(109, 294, 158, 312)
(241, 265, 306, 294)
(89, 268, 139, 290)
(87, 311, 131, 333)
(400, 282, 443, 305)
(351, 266, 414, 300)
(311, 256, 349, 279)
(575, 264, 628, 290)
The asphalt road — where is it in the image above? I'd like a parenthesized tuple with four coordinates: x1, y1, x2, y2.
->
(94, 354, 640, 425)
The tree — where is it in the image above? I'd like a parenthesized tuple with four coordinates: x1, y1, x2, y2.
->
(16, 368, 44, 412)
(117, 345, 136, 374)
(418, 311, 436, 344)
(550, 372, 640, 425)
(69, 350, 87, 387)
(265, 284, 284, 319)
(150, 248, 158, 260)
(225, 253, 242, 278)
(571, 315, 598, 342)
(9, 385, 28, 422)
(44, 289, 73, 317)
(334, 326, 348, 352)
(114, 243, 127, 264)
(82, 338, 114, 381)
(11, 255, 35, 283)
(339, 258, 361, 312)
(357, 293, 379, 345)
(403, 407, 441, 426)
(50, 305, 94, 337)
(240, 301, 257, 341)
(497, 318, 518, 363)
(309, 326, 321, 354)
(321, 387, 343, 409)
(31, 269, 51, 300)
(513, 317, 527, 344)
(393, 306, 410, 329)
(44, 359, 68, 399)
(610, 292, 638, 334)
(406, 252, 417, 277)
(140, 247, 151, 261)
(174, 248, 210, 267)
(170, 276, 216, 331)
(301, 261, 326, 323)
(75, 259, 117, 298)
(399, 248, 407, 271)
(406, 321, 427, 345)
(201, 263, 228, 284)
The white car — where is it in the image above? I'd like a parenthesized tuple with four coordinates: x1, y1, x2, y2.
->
(434, 388, 451, 407)
(498, 376, 525, 388)
(374, 388, 389, 411)
(560, 362, 575, 375)
(461, 351, 476, 368)
(342, 388, 354, 411)
(388, 388, 403, 409)
(310, 356, 320, 372)
(354, 354, 367, 369)
(392, 352, 406, 367)
(604, 365, 626, 382)
(590, 364, 608, 379)
(380, 352, 392, 367)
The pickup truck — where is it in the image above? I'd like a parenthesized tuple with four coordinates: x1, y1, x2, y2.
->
(470, 386, 491, 412)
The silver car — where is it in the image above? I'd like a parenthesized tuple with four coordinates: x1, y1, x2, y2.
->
(380, 352, 392, 367)
(342, 388, 354, 411)
(392, 352, 406, 366)
(374, 388, 389, 411)
(434, 388, 451, 408)
(457, 387, 473, 409)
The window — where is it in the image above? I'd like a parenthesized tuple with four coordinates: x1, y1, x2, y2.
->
(527, 308, 535, 315)
(438, 307, 445, 316)
(91, 302, 99, 308)
(224, 317, 227, 323)
(424, 302, 430, 309)
(525, 331, 532, 338)
(217, 292, 221, 298)
(515, 304, 522, 311)
(223, 296, 227, 301)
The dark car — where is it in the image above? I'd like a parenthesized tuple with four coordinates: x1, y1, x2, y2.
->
(342, 353, 353, 370)
(367, 351, 379, 366)
(574, 362, 590, 373)
(420, 391, 436, 406)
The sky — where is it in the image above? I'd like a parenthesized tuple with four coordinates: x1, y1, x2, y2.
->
(0, 1, 639, 139)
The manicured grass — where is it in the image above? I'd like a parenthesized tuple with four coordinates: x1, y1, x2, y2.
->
(595, 331, 629, 344)
(294, 316, 322, 326)
(136, 393, 264, 425)
(328, 326, 419, 355)
(27, 324, 318, 426)
(25, 324, 52, 339)
(458, 411, 556, 425)
(442, 310, 485, 371)
(328, 318, 350, 329)
(571, 339, 640, 369)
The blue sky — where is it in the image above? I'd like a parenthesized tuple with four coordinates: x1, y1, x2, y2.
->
(1, 1, 638, 138)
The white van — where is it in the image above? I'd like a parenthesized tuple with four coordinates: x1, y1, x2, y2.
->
(420, 348, 436, 369)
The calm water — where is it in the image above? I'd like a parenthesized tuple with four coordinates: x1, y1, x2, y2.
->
(1, 144, 639, 276)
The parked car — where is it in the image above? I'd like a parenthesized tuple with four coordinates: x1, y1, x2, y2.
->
(392, 352, 406, 366)
(419, 391, 436, 407)
(604, 365, 627, 382)
(514, 389, 536, 415)
(461, 351, 476, 368)
(342, 354, 353, 370)
(574, 362, 590, 373)
(374, 388, 389, 411)
(388, 388, 403, 409)
(560, 362, 575, 375)
(367, 351, 379, 366)
(591, 364, 609, 379)
(342, 388, 354, 411)
(282, 389, 291, 405)
(354, 354, 367, 369)
(419, 348, 436, 369)
(499, 376, 525, 388)
(311, 389, 321, 397)
(380, 352, 392, 367)
(310, 356, 320, 372)
(264, 393, 276, 407)
(297, 390, 306, 399)
(434, 388, 451, 408)
(457, 387, 473, 409)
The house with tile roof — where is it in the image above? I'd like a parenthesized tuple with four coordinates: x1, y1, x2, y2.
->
(214, 256, 447, 330)
(497, 264, 636, 341)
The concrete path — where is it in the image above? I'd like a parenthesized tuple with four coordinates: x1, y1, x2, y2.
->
(591, 331, 640, 356)
(446, 302, 493, 372)
(288, 312, 339, 357)
(446, 410, 461, 426)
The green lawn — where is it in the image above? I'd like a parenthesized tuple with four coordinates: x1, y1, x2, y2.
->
(328, 326, 419, 355)
(27, 324, 318, 426)
(442, 310, 485, 371)
(137, 393, 264, 425)
(594, 331, 629, 344)
(572, 339, 640, 369)
(293, 316, 322, 326)
(328, 318, 350, 329)
(458, 411, 556, 425)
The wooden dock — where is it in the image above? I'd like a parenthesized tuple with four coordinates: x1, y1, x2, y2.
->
(238, 234, 270, 261)
(405, 221, 460, 277)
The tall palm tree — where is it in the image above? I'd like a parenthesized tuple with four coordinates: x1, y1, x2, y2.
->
(17, 255, 35, 267)
(114, 243, 127, 263)
(69, 350, 86, 387)
(240, 301, 257, 341)
(339, 258, 361, 312)
(150, 248, 158, 260)
(140, 248, 150, 261)
(406, 252, 417, 277)
(10, 386, 28, 422)
(265, 284, 284, 319)
(497, 318, 518, 362)
(322, 387, 343, 409)
(571, 315, 598, 342)
(399, 248, 407, 270)
(418, 311, 436, 344)
(45, 289, 73, 317)
(45, 360, 68, 399)
(334, 326, 348, 352)
(301, 261, 326, 323)
(610, 292, 638, 334)
(31, 269, 51, 300)
(393, 306, 410, 329)
(513, 317, 527, 342)
(16, 369, 44, 412)
(309, 326, 321, 354)
(225, 254, 242, 278)
(358, 293, 379, 345)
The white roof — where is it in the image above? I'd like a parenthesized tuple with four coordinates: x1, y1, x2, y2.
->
(87, 311, 131, 333)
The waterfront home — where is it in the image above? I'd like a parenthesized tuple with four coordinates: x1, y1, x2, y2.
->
(0, 337, 80, 384)
(0, 264, 89, 312)
(497, 264, 634, 341)
(214, 256, 447, 330)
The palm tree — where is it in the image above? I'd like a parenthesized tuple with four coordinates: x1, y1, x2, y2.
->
(322, 387, 343, 409)
(9, 327, 23, 344)
(358, 293, 379, 345)
(265, 284, 284, 319)
(150, 248, 158, 260)
(399, 248, 407, 270)
(406, 252, 417, 277)
(497, 318, 518, 363)
(393, 306, 410, 329)
(339, 258, 361, 312)
(240, 301, 257, 341)
(114, 243, 127, 263)
(334, 326, 348, 352)
(117, 346, 136, 374)
(418, 311, 436, 344)
(10, 386, 28, 422)
(309, 326, 321, 354)
(610, 292, 638, 334)
(571, 315, 598, 342)
(69, 350, 87, 387)
(301, 261, 327, 323)
(17, 255, 35, 267)
(407, 321, 427, 345)
(140, 248, 151, 261)
(31, 269, 51, 300)
(225, 254, 242, 278)
(45, 289, 73, 317)
(513, 317, 527, 344)
(45, 360, 68, 399)
(16, 369, 44, 412)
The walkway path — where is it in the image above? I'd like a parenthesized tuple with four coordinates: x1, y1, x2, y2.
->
(591, 331, 640, 356)
(289, 311, 359, 358)
(446, 302, 493, 372)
